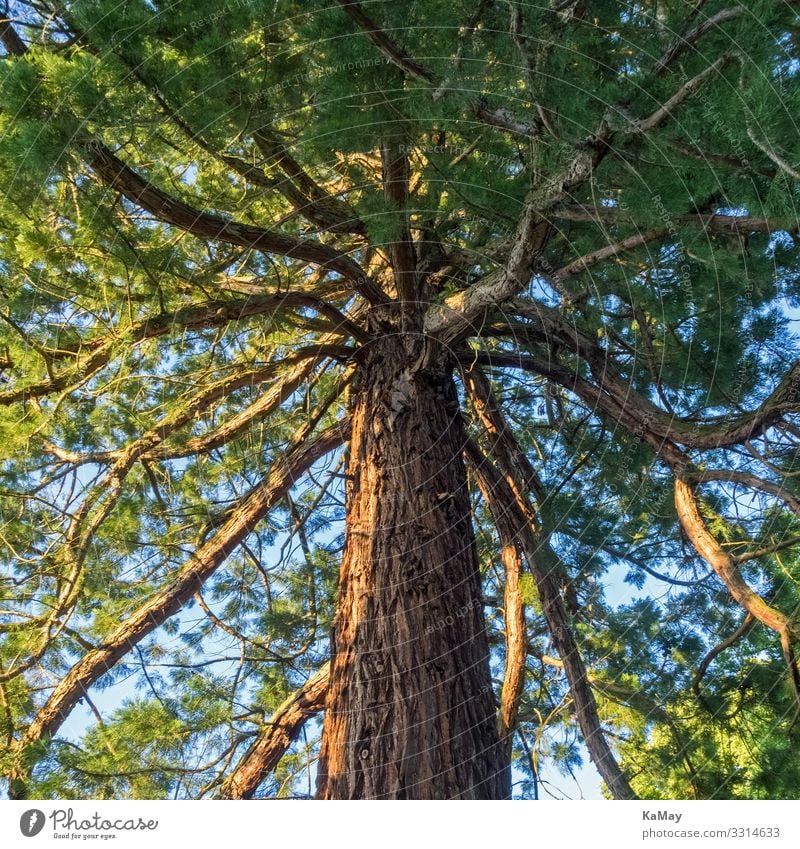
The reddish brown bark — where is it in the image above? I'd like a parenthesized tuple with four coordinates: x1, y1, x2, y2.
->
(317, 335, 507, 799)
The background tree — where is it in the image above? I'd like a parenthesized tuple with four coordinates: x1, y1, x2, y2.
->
(1, 0, 799, 800)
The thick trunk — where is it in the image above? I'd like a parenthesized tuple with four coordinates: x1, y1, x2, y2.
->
(317, 335, 507, 799)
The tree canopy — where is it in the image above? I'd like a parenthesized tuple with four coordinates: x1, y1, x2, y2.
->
(1, 0, 800, 800)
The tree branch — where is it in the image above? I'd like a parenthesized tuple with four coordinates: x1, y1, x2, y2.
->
(216, 663, 329, 799)
(674, 478, 800, 713)
(498, 541, 526, 764)
(635, 55, 733, 133)
(688, 469, 800, 519)
(337, 0, 542, 137)
(83, 142, 385, 304)
(462, 374, 638, 800)
(552, 227, 669, 289)
(476, 308, 800, 451)
(553, 204, 799, 236)
(466, 440, 637, 799)
(8, 419, 349, 793)
(692, 612, 755, 711)
(746, 127, 800, 182)
(381, 138, 418, 314)
(654, 8, 743, 75)
(0, 17, 383, 303)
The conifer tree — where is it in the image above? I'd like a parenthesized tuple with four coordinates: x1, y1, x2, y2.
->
(1, 0, 799, 800)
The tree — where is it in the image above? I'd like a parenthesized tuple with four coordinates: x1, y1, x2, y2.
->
(1, 0, 799, 800)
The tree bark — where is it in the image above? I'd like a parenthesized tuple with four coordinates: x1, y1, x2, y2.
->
(317, 335, 507, 799)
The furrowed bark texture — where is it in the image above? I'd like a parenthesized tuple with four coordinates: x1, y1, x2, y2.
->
(317, 335, 507, 799)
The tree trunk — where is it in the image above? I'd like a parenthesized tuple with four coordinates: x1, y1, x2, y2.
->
(317, 335, 507, 799)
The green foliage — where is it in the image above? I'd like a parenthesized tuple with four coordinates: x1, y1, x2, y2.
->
(1, 0, 799, 801)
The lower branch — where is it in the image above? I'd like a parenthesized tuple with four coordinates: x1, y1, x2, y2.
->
(463, 369, 637, 798)
(216, 664, 329, 799)
(674, 478, 800, 714)
(7, 421, 348, 797)
(497, 541, 527, 764)
(466, 440, 638, 800)
(692, 613, 755, 712)
(687, 469, 800, 519)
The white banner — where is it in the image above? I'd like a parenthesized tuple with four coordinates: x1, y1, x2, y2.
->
(0, 800, 798, 849)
